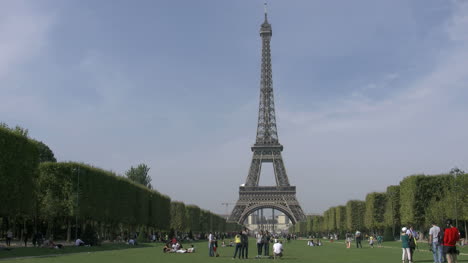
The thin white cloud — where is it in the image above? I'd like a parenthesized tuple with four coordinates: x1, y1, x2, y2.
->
(274, 0, 468, 213)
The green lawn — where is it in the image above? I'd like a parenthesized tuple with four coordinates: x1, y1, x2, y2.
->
(1, 239, 467, 263)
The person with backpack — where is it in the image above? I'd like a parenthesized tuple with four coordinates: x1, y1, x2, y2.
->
(406, 226, 417, 260)
(443, 219, 460, 263)
(401, 227, 412, 263)
(241, 229, 249, 259)
(429, 222, 443, 263)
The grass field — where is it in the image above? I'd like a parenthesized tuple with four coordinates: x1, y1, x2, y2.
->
(1, 239, 467, 263)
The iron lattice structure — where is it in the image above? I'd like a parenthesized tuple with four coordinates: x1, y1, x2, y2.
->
(228, 12, 306, 225)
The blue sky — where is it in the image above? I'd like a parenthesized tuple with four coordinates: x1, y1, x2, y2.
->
(1, 0, 468, 215)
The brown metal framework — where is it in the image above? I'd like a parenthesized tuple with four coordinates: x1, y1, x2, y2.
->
(228, 10, 306, 225)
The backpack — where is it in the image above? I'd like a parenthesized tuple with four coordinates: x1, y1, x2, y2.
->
(438, 230, 444, 245)
(408, 236, 416, 249)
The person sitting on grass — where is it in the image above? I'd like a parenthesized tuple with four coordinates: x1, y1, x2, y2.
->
(128, 238, 137, 245)
(163, 242, 172, 253)
(75, 238, 85, 246)
(273, 240, 283, 259)
(176, 244, 196, 253)
(172, 242, 182, 251)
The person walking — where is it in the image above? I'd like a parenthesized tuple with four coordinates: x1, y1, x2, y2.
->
(401, 227, 412, 263)
(232, 232, 242, 259)
(406, 226, 418, 261)
(23, 229, 28, 247)
(369, 235, 375, 248)
(355, 230, 362, 248)
(443, 219, 460, 263)
(241, 229, 249, 259)
(256, 230, 263, 258)
(429, 222, 443, 263)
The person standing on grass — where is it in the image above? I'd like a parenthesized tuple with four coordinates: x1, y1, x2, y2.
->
(6, 229, 13, 247)
(241, 228, 249, 259)
(429, 222, 443, 263)
(263, 230, 271, 257)
(233, 232, 242, 259)
(355, 230, 362, 248)
(256, 230, 264, 258)
(345, 232, 351, 248)
(208, 231, 215, 257)
(443, 219, 460, 263)
(401, 227, 412, 263)
(23, 229, 28, 247)
(377, 234, 383, 248)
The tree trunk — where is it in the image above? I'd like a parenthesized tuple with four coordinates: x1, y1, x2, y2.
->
(67, 218, 71, 242)
(464, 221, 467, 245)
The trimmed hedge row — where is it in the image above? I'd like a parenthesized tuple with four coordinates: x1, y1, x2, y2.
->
(37, 162, 238, 234)
(39, 162, 171, 229)
(1, 123, 240, 237)
(0, 127, 39, 217)
(291, 173, 467, 236)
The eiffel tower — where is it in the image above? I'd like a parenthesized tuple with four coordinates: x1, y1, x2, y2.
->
(228, 6, 306, 225)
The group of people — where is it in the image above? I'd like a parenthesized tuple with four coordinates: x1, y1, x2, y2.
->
(348, 231, 383, 248)
(307, 239, 322, 247)
(232, 229, 250, 259)
(255, 230, 273, 258)
(163, 238, 195, 254)
(212, 229, 284, 260)
(401, 219, 461, 263)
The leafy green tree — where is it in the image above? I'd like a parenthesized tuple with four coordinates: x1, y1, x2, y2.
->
(311, 215, 323, 234)
(346, 200, 365, 232)
(125, 164, 152, 189)
(364, 192, 387, 233)
(449, 167, 466, 228)
(335, 206, 347, 234)
(384, 185, 400, 238)
(0, 126, 39, 217)
(170, 201, 187, 234)
(186, 205, 201, 232)
(400, 174, 451, 228)
(33, 140, 57, 162)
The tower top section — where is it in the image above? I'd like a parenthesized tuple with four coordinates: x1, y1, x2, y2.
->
(260, 3, 272, 36)
(255, 3, 279, 146)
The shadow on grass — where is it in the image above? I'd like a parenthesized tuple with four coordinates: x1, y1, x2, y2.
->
(0, 243, 154, 260)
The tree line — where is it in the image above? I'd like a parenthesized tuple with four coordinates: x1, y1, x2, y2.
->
(0, 125, 240, 243)
(291, 170, 468, 240)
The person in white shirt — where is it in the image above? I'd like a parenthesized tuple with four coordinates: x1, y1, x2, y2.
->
(429, 223, 442, 263)
(208, 232, 214, 257)
(273, 240, 283, 259)
(75, 238, 85, 246)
